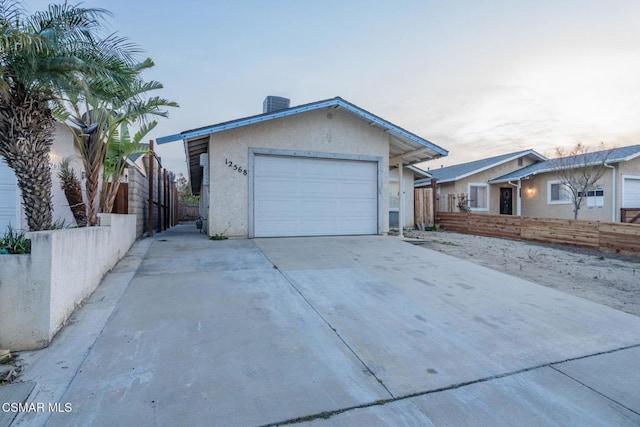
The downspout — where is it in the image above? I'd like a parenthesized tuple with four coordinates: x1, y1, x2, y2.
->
(604, 163, 616, 222)
(398, 161, 404, 238)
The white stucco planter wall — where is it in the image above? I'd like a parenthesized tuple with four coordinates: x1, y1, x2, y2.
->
(0, 214, 136, 350)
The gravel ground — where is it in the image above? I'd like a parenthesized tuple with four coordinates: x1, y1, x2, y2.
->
(405, 230, 640, 317)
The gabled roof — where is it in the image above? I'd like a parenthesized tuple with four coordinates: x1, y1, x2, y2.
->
(414, 149, 546, 187)
(489, 144, 640, 184)
(157, 97, 448, 195)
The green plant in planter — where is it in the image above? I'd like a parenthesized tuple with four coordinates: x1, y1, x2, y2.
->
(0, 225, 31, 254)
(209, 234, 228, 241)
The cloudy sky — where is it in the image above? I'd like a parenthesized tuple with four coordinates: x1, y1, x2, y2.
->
(27, 0, 640, 176)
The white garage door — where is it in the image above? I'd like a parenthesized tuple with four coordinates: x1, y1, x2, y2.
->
(0, 157, 19, 232)
(254, 156, 378, 237)
(623, 176, 640, 208)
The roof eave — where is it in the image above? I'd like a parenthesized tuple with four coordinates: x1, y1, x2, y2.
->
(157, 97, 448, 159)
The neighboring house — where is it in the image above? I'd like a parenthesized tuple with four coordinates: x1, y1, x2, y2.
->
(157, 96, 448, 237)
(490, 144, 640, 222)
(415, 149, 547, 215)
(0, 122, 85, 232)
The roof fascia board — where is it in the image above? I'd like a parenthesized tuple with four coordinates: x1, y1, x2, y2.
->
(157, 99, 341, 144)
(620, 150, 640, 162)
(335, 100, 448, 156)
(158, 97, 449, 157)
(451, 151, 544, 182)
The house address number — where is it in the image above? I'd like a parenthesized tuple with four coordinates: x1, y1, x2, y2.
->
(225, 159, 248, 176)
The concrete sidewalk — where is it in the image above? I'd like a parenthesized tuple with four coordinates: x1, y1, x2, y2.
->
(8, 227, 640, 426)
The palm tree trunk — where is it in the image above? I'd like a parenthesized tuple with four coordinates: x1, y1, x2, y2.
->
(80, 131, 103, 226)
(0, 93, 54, 231)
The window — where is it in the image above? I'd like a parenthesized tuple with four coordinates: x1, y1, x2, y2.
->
(468, 184, 488, 210)
(579, 187, 604, 208)
(548, 180, 572, 204)
(517, 158, 523, 167)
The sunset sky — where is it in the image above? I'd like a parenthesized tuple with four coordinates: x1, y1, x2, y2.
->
(27, 0, 640, 175)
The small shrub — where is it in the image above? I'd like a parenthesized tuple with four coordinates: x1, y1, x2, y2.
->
(209, 234, 228, 241)
(0, 225, 31, 254)
(50, 218, 70, 230)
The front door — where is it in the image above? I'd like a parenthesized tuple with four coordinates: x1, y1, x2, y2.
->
(500, 187, 513, 215)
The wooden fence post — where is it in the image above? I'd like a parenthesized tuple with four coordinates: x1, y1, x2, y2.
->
(147, 140, 154, 237)
(157, 159, 162, 232)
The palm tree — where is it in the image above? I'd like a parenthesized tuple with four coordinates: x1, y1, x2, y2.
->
(0, 1, 138, 231)
(55, 60, 178, 225)
(57, 157, 86, 227)
(100, 122, 153, 215)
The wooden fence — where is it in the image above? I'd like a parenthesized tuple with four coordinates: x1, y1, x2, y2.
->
(437, 213, 640, 256)
(179, 203, 199, 221)
(414, 188, 434, 228)
(621, 208, 640, 224)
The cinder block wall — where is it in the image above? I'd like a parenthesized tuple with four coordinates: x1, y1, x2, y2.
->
(127, 166, 149, 237)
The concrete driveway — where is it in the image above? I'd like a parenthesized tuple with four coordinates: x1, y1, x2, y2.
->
(15, 225, 640, 426)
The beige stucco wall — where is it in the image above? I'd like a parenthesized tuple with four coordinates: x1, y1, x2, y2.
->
(520, 156, 640, 221)
(207, 108, 390, 237)
(436, 157, 539, 214)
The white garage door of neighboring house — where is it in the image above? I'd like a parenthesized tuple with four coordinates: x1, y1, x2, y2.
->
(0, 157, 20, 232)
(254, 155, 378, 237)
(623, 176, 640, 208)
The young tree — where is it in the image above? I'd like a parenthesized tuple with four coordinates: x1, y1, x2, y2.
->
(55, 60, 177, 225)
(551, 143, 613, 219)
(100, 122, 153, 214)
(176, 172, 199, 204)
(0, 1, 138, 230)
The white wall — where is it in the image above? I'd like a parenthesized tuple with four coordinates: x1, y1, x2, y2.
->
(0, 214, 136, 350)
(49, 122, 85, 227)
(389, 167, 417, 227)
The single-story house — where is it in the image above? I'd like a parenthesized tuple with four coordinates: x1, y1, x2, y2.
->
(490, 144, 640, 222)
(416, 144, 640, 222)
(415, 149, 547, 215)
(157, 96, 448, 237)
(0, 122, 85, 232)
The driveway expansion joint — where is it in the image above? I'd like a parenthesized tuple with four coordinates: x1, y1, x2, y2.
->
(251, 241, 395, 399)
(549, 365, 640, 417)
(261, 342, 640, 426)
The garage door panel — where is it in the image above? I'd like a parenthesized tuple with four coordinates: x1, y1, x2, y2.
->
(255, 178, 298, 194)
(255, 156, 298, 175)
(338, 161, 376, 178)
(301, 180, 337, 195)
(304, 159, 339, 176)
(300, 200, 337, 216)
(337, 219, 376, 234)
(339, 199, 377, 215)
(339, 181, 377, 197)
(255, 200, 298, 216)
(300, 219, 338, 234)
(257, 220, 299, 235)
(254, 156, 378, 237)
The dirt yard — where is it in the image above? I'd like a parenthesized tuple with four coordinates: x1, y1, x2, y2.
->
(405, 230, 640, 317)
